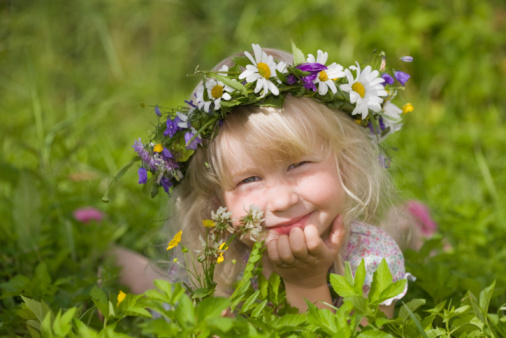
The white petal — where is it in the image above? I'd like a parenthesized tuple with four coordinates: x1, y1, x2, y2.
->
(244, 51, 256, 66)
(267, 80, 279, 96)
(318, 82, 328, 96)
(252, 44, 262, 63)
(327, 81, 337, 94)
(307, 53, 316, 63)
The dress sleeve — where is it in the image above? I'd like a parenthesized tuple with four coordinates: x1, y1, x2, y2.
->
(343, 222, 415, 306)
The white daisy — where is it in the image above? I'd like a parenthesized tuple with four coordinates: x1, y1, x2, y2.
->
(381, 101, 403, 134)
(239, 44, 285, 97)
(340, 62, 388, 119)
(195, 66, 234, 113)
(307, 50, 345, 95)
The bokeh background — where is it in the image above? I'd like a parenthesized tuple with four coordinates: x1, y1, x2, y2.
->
(1, 0, 505, 332)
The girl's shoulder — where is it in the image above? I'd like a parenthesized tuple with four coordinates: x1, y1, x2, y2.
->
(343, 221, 412, 305)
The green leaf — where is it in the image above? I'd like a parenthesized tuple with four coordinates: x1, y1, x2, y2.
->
(52, 308, 76, 337)
(377, 279, 406, 305)
(250, 299, 268, 318)
(356, 328, 394, 337)
(368, 259, 393, 304)
(211, 72, 248, 96)
(402, 302, 429, 338)
(90, 287, 109, 319)
(232, 55, 251, 68)
(399, 299, 426, 321)
(241, 290, 260, 313)
(196, 297, 230, 321)
(479, 280, 496, 314)
(291, 41, 306, 66)
(40, 312, 54, 338)
(270, 313, 307, 330)
(329, 274, 357, 297)
(20, 296, 53, 324)
(174, 293, 196, 329)
(206, 317, 235, 333)
(268, 273, 281, 305)
(354, 259, 367, 294)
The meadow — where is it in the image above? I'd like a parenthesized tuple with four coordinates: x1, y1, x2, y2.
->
(1, 0, 505, 336)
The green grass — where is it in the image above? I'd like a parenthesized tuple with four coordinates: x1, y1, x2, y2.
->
(1, 0, 505, 335)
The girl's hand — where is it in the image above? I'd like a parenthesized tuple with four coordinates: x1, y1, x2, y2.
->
(264, 215, 345, 311)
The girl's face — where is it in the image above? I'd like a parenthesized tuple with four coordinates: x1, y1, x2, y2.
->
(223, 139, 345, 247)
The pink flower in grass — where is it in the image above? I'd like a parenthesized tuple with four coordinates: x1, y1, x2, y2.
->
(73, 207, 104, 223)
(406, 201, 437, 237)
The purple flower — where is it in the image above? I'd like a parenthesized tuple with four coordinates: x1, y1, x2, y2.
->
(164, 116, 181, 137)
(154, 105, 161, 116)
(138, 167, 148, 184)
(185, 99, 197, 108)
(286, 74, 297, 85)
(160, 177, 172, 194)
(185, 131, 202, 150)
(400, 56, 413, 62)
(394, 71, 410, 86)
(296, 63, 328, 92)
(73, 207, 104, 223)
(162, 148, 173, 160)
(381, 73, 394, 86)
(301, 74, 318, 91)
(296, 63, 328, 73)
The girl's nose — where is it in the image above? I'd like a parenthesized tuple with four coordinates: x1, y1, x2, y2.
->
(266, 182, 299, 213)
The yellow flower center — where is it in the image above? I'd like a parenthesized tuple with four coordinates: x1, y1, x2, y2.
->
(402, 103, 414, 114)
(153, 143, 163, 153)
(257, 62, 271, 79)
(318, 71, 328, 82)
(211, 85, 224, 99)
(202, 219, 215, 228)
(352, 82, 366, 98)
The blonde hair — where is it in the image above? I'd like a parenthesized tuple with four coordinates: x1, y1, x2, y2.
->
(167, 49, 395, 295)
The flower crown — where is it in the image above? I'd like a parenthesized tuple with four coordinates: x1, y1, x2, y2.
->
(133, 43, 413, 197)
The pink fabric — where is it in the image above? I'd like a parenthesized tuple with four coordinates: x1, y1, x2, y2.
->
(406, 200, 437, 237)
(343, 222, 413, 305)
(73, 207, 104, 223)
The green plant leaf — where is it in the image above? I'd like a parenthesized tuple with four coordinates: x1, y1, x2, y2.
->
(90, 287, 109, 319)
(196, 297, 230, 321)
(52, 308, 76, 337)
(211, 72, 248, 96)
(241, 290, 261, 313)
(402, 302, 429, 338)
(20, 296, 53, 324)
(291, 41, 306, 66)
(250, 299, 268, 318)
(368, 259, 393, 304)
(174, 293, 196, 329)
(329, 273, 357, 297)
(354, 259, 367, 294)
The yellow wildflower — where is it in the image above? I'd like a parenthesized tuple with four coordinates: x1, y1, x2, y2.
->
(217, 252, 224, 264)
(153, 143, 163, 153)
(219, 242, 228, 251)
(202, 219, 215, 228)
(167, 230, 182, 250)
(402, 103, 414, 114)
(117, 290, 126, 306)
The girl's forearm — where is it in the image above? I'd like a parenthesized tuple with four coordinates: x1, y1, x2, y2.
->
(284, 281, 333, 312)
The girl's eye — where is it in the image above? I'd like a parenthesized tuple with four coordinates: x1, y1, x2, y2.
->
(288, 161, 308, 170)
(240, 176, 261, 185)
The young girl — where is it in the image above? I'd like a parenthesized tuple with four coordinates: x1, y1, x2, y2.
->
(124, 44, 416, 316)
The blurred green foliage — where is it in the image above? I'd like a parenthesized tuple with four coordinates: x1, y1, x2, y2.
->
(1, 0, 505, 335)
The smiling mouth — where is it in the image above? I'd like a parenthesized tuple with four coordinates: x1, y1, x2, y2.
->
(269, 213, 312, 235)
